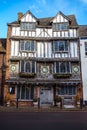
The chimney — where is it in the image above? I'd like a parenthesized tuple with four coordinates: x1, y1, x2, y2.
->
(18, 12, 23, 21)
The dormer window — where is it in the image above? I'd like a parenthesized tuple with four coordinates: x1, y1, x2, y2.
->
(53, 22, 68, 31)
(21, 22, 36, 31)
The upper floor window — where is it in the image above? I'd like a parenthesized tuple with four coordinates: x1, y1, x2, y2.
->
(21, 22, 36, 31)
(85, 42, 87, 55)
(20, 40, 35, 51)
(20, 61, 35, 73)
(53, 41, 68, 52)
(53, 23, 68, 31)
(55, 62, 70, 73)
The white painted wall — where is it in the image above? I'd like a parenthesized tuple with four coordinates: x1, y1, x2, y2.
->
(80, 39, 87, 101)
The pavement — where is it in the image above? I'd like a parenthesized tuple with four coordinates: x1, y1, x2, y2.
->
(0, 106, 87, 112)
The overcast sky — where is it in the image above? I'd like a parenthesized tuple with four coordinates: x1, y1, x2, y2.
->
(0, 0, 87, 38)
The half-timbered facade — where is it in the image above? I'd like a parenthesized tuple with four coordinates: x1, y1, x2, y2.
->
(6, 11, 82, 107)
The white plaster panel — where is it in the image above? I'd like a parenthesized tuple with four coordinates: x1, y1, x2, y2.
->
(11, 40, 14, 56)
(12, 27, 15, 36)
(14, 41, 19, 56)
(15, 27, 20, 36)
(21, 13, 36, 22)
(69, 29, 73, 37)
(70, 42, 74, 57)
(20, 31, 24, 36)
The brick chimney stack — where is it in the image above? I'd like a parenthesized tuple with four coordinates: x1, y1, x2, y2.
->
(18, 12, 23, 21)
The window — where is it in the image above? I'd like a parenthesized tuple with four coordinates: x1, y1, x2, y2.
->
(53, 23, 68, 31)
(9, 86, 15, 94)
(17, 85, 34, 100)
(20, 61, 35, 73)
(55, 62, 70, 73)
(20, 40, 35, 51)
(25, 62, 31, 72)
(85, 42, 87, 55)
(58, 86, 76, 95)
(53, 41, 68, 52)
(21, 22, 36, 30)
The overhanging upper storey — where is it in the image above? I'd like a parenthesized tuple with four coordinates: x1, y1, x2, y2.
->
(7, 10, 79, 39)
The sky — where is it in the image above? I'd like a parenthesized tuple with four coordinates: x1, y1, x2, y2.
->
(0, 0, 87, 38)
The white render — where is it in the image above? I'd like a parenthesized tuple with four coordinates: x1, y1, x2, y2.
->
(80, 39, 87, 101)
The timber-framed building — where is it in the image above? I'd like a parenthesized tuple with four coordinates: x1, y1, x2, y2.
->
(6, 10, 82, 107)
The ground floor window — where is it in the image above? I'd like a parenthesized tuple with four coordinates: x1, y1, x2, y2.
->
(17, 85, 34, 100)
(58, 86, 76, 95)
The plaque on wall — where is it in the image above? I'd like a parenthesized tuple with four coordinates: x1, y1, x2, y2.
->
(41, 66, 49, 75)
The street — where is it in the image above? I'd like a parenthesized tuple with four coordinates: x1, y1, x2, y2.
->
(0, 112, 87, 130)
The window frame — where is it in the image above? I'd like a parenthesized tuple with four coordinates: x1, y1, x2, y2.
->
(55, 62, 70, 73)
(20, 40, 35, 51)
(58, 86, 76, 95)
(20, 22, 36, 31)
(53, 41, 68, 52)
(53, 22, 68, 31)
(17, 85, 31, 100)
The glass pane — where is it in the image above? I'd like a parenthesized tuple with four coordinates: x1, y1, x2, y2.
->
(17, 86, 20, 99)
(20, 41, 24, 50)
(21, 61, 24, 72)
(25, 62, 30, 72)
(21, 86, 25, 99)
(54, 41, 59, 51)
(66, 62, 70, 73)
(60, 62, 66, 73)
(65, 41, 68, 51)
(56, 62, 59, 73)
(21, 23, 25, 30)
(31, 41, 34, 51)
(25, 41, 30, 50)
(26, 87, 30, 99)
(59, 41, 64, 51)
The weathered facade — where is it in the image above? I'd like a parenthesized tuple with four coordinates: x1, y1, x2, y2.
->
(6, 11, 82, 107)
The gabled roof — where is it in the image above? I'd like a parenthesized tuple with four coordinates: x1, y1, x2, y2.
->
(51, 11, 71, 23)
(20, 10, 38, 21)
(7, 10, 78, 27)
(79, 25, 87, 37)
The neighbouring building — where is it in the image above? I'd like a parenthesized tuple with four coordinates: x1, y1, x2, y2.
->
(0, 38, 6, 105)
(79, 25, 87, 104)
(6, 10, 82, 108)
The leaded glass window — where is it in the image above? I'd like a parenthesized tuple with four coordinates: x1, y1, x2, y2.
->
(21, 22, 36, 30)
(58, 86, 76, 95)
(53, 41, 68, 52)
(53, 23, 68, 31)
(20, 40, 35, 51)
(55, 62, 70, 73)
(17, 85, 33, 100)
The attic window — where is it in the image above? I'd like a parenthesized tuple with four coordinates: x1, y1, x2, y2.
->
(53, 23, 68, 31)
(21, 22, 36, 30)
